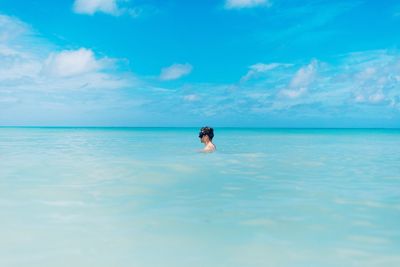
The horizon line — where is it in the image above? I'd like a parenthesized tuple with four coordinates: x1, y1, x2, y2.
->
(0, 126, 399, 130)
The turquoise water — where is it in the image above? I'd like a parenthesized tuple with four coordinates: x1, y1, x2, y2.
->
(0, 127, 399, 267)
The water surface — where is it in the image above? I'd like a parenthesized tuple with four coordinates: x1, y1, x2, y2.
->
(0, 128, 399, 267)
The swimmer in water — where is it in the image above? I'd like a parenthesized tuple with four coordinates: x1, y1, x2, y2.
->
(199, 126, 216, 153)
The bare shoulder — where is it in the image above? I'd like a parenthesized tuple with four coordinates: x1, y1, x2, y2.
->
(204, 143, 216, 152)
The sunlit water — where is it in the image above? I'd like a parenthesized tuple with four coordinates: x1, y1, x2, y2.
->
(0, 127, 399, 267)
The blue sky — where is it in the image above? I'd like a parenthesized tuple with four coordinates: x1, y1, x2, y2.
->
(0, 0, 400, 127)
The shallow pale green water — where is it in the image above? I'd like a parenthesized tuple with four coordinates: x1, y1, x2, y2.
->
(0, 127, 399, 267)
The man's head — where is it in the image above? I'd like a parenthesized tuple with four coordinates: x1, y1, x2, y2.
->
(199, 126, 214, 143)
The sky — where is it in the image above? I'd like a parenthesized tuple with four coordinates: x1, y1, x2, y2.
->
(0, 0, 400, 127)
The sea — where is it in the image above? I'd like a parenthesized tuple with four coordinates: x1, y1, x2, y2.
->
(0, 127, 399, 267)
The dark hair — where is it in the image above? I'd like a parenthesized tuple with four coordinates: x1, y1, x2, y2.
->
(199, 126, 214, 140)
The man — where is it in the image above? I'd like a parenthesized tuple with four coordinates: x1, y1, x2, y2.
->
(199, 126, 216, 153)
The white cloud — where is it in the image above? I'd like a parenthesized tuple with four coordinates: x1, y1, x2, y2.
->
(72, 0, 141, 17)
(356, 67, 376, 80)
(0, 16, 43, 82)
(99, 49, 400, 126)
(369, 92, 385, 103)
(183, 94, 199, 102)
(249, 63, 280, 72)
(355, 92, 386, 104)
(0, 14, 134, 91)
(160, 63, 193, 81)
(225, 0, 271, 9)
(355, 94, 365, 103)
(0, 14, 31, 42)
(73, 0, 119, 15)
(182, 50, 400, 118)
(279, 87, 307, 99)
(277, 60, 317, 99)
(0, 14, 140, 126)
(42, 48, 103, 77)
(289, 60, 317, 88)
(241, 63, 291, 81)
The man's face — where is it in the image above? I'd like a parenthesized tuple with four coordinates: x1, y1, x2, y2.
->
(200, 135, 208, 143)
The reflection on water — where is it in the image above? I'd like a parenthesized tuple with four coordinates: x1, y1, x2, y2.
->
(0, 128, 399, 267)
